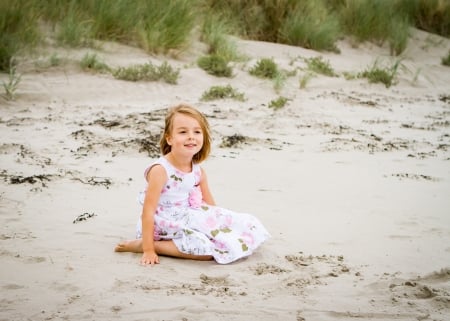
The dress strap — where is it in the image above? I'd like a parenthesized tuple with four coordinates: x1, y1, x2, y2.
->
(143, 157, 170, 180)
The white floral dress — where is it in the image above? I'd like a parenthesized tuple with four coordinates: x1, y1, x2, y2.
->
(136, 157, 270, 264)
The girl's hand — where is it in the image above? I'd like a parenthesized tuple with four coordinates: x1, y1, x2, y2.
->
(140, 251, 160, 266)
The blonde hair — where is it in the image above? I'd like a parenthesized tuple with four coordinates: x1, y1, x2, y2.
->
(159, 104, 211, 163)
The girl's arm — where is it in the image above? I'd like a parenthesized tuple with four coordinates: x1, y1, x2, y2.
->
(199, 167, 216, 206)
(140, 164, 167, 265)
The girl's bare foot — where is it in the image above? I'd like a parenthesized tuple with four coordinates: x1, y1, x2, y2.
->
(114, 239, 143, 253)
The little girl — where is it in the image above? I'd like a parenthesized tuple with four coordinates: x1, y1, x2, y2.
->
(115, 104, 270, 265)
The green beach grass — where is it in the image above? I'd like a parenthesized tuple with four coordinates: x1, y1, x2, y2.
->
(1, 0, 449, 73)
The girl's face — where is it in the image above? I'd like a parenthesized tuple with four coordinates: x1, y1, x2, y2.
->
(166, 113, 204, 159)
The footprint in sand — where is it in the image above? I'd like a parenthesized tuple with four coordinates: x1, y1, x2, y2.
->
(389, 268, 450, 313)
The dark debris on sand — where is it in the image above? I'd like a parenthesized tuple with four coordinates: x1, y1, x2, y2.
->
(0, 170, 56, 188)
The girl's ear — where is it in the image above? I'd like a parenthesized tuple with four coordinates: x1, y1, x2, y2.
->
(166, 135, 172, 146)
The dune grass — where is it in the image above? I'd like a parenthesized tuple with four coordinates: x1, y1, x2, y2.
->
(337, 0, 411, 56)
(305, 56, 336, 77)
(358, 59, 402, 88)
(80, 53, 110, 73)
(413, 0, 450, 37)
(268, 96, 289, 110)
(112, 61, 179, 84)
(0, 0, 40, 71)
(197, 14, 245, 78)
(197, 55, 233, 77)
(1, 0, 449, 74)
(442, 51, 450, 67)
(200, 85, 246, 101)
(2, 63, 21, 100)
(299, 72, 314, 89)
(278, 1, 340, 52)
(249, 58, 279, 79)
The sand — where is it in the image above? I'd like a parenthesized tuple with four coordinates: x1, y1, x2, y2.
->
(1, 28, 449, 320)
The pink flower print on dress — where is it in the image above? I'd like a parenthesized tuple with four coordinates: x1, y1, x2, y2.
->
(224, 214, 233, 226)
(168, 222, 180, 229)
(205, 215, 218, 229)
(240, 231, 255, 246)
(213, 239, 228, 252)
(188, 186, 203, 209)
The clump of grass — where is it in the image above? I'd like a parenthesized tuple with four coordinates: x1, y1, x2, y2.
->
(442, 51, 450, 67)
(80, 53, 110, 73)
(49, 53, 63, 67)
(201, 14, 242, 62)
(112, 61, 179, 84)
(197, 54, 233, 77)
(249, 58, 279, 79)
(203, 0, 340, 52)
(338, 0, 411, 55)
(137, 1, 196, 54)
(0, 0, 40, 72)
(412, 0, 450, 37)
(305, 56, 336, 76)
(197, 14, 246, 78)
(268, 96, 288, 110)
(249, 58, 293, 92)
(56, 9, 94, 48)
(273, 72, 287, 94)
(342, 71, 357, 80)
(34, 53, 65, 70)
(388, 16, 410, 56)
(157, 62, 180, 84)
(2, 62, 21, 100)
(279, 1, 340, 52)
(200, 84, 245, 101)
(87, 0, 137, 42)
(299, 72, 314, 89)
(358, 59, 402, 88)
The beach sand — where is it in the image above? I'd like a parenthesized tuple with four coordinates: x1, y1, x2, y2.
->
(1, 28, 449, 320)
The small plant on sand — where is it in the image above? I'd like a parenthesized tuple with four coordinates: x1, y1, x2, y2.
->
(49, 53, 63, 67)
(112, 61, 179, 84)
(157, 61, 180, 84)
(273, 71, 288, 94)
(249, 58, 290, 92)
(299, 72, 314, 89)
(249, 58, 279, 79)
(34, 53, 65, 70)
(305, 56, 336, 76)
(358, 59, 401, 88)
(197, 54, 233, 77)
(342, 71, 357, 80)
(442, 51, 450, 67)
(2, 62, 21, 100)
(268, 96, 288, 110)
(80, 53, 110, 73)
(200, 84, 245, 101)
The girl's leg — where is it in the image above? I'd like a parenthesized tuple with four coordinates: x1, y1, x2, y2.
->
(115, 239, 213, 261)
(155, 240, 213, 261)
